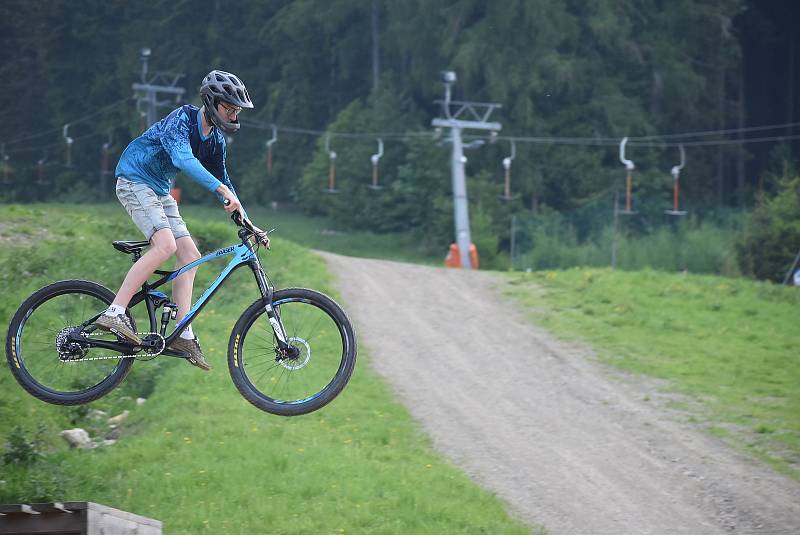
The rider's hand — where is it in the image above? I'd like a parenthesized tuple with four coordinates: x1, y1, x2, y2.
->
(216, 185, 241, 214)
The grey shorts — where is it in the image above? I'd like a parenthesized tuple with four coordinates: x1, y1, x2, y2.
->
(115, 177, 190, 241)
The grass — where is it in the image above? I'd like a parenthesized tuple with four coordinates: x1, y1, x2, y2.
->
(500, 267, 800, 478)
(244, 204, 440, 265)
(0, 203, 533, 534)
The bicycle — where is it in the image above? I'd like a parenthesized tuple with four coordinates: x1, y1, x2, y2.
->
(4, 210, 357, 416)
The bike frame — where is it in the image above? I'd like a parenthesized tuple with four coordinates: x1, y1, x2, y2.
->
(72, 236, 289, 357)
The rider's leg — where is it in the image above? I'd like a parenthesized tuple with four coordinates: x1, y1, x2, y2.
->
(111, 228, 177, 308)
(169, 235, 209, 370)
(173, 235, 201, 327)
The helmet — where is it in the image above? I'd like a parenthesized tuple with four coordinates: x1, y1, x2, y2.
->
(200, 70, 254, 134)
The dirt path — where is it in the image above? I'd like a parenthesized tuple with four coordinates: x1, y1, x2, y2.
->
(318, 252, 800, 535)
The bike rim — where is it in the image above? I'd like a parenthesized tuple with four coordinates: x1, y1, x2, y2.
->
(14, 289, 126, 396)
(238, 297, 347, 406)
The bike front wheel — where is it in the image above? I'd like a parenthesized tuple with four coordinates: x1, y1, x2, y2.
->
(5, 280, 135, 405)
(228, 287, 357, 416)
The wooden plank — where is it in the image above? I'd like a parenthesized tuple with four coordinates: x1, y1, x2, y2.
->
(0, 502, 161, 535)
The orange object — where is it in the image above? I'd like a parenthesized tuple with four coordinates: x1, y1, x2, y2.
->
(444, 242, 479, 269)
(170, 187, 182, 204)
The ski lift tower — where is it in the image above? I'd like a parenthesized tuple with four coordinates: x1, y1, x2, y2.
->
(132, 48, 186, 129)
(431, 71, 502, 269)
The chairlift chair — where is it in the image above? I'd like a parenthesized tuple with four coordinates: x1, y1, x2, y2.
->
(265, 125, 277, 174)
(618, 137, 637, 215)
(36, 156, 49, 186)
(0, 145, 10, 186)
(100, 146, 110, 176)
(63, 124, 74, 168)
(99, 131, 114, 194)
(324, 134, 338, 194)
(499, 139, 519, 201)
(368, 138, 384, 190)
(664, 144, 687, 216)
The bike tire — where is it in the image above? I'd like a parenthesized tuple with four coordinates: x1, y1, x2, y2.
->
(228, 287, 357, 416)
(5, 280, 135, 405)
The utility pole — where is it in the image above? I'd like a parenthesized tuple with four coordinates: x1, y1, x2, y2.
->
(100, 131, 113, 197)
(431, 71, 502, 269)
(371, 0, 380, 92)
(132, 48, 186, 129)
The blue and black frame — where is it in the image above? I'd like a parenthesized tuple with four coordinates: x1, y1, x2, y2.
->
(70, 231, 287, 358)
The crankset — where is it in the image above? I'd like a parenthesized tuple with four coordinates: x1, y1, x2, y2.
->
(57, 328, 165, 363)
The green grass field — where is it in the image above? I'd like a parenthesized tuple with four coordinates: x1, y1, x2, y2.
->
(3, 201, 798, 532)
(500, 267, 800, 478)
(0, 204, 532, 534)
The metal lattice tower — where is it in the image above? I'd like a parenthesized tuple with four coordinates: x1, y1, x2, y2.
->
(431, 71, 502, 269)
(132, 48, 185, 129)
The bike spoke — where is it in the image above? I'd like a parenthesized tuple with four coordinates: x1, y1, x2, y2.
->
(239, 297, 345, 405)
(15, 290, 123, 394)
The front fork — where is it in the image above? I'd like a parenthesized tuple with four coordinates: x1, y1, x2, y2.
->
(250, 258, 290, 349)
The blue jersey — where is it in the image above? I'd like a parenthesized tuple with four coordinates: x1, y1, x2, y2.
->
(115, 105, 236, 199)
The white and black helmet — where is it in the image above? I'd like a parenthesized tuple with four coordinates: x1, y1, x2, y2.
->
(200, 70, 254, 134)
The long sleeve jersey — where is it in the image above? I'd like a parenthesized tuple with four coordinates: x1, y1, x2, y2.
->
(115, 105, 237, 200)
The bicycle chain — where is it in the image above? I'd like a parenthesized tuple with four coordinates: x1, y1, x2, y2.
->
(61, 332, 165, 363)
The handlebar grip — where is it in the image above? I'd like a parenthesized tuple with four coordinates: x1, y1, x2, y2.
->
(224, 198, 243, 225)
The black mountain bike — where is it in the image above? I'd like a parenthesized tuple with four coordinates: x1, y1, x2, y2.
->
(5, 211, 357, 416)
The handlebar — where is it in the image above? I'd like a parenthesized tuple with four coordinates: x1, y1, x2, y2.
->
(223, 199, 245, 225)
(224, 199, 271, 248)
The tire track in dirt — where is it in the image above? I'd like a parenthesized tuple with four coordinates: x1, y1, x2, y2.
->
(319, 252, 800, 535)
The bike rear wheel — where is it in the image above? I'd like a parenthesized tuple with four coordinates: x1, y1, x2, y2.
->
(228, 287, 357, 416)
(5, 280, 135, 405)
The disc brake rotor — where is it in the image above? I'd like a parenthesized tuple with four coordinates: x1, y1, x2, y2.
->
(279, 337, 311, 370)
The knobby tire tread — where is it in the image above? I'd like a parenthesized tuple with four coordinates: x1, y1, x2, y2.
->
(227, 287, 357, 416)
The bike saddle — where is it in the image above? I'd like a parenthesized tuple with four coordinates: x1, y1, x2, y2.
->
(112, 240, 150, 255)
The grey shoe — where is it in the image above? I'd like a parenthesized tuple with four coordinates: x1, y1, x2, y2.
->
(169, 337, 210, 371)
(95, 313, 142, 345)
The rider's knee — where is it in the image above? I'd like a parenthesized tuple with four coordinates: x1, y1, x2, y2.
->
(176, 236, 201, 264)
(150, 230, 177, 259)
(153, 242, 177, 260)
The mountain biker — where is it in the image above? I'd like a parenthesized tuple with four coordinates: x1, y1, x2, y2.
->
(96, 69, 268, 371)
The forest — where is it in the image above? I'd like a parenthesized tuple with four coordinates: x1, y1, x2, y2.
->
(1, 0, 798, 278)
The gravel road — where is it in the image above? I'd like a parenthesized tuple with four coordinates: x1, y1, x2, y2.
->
(319, 252, 800, 535)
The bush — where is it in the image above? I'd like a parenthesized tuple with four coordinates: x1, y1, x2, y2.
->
(2, 426, 46, 466)
(514, 208, 740, 275)
(0, 425, 72, 503)
(736, 176, 800, 282)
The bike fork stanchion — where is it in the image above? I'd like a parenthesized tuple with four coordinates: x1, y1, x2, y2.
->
(250, 260, 289, 348)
